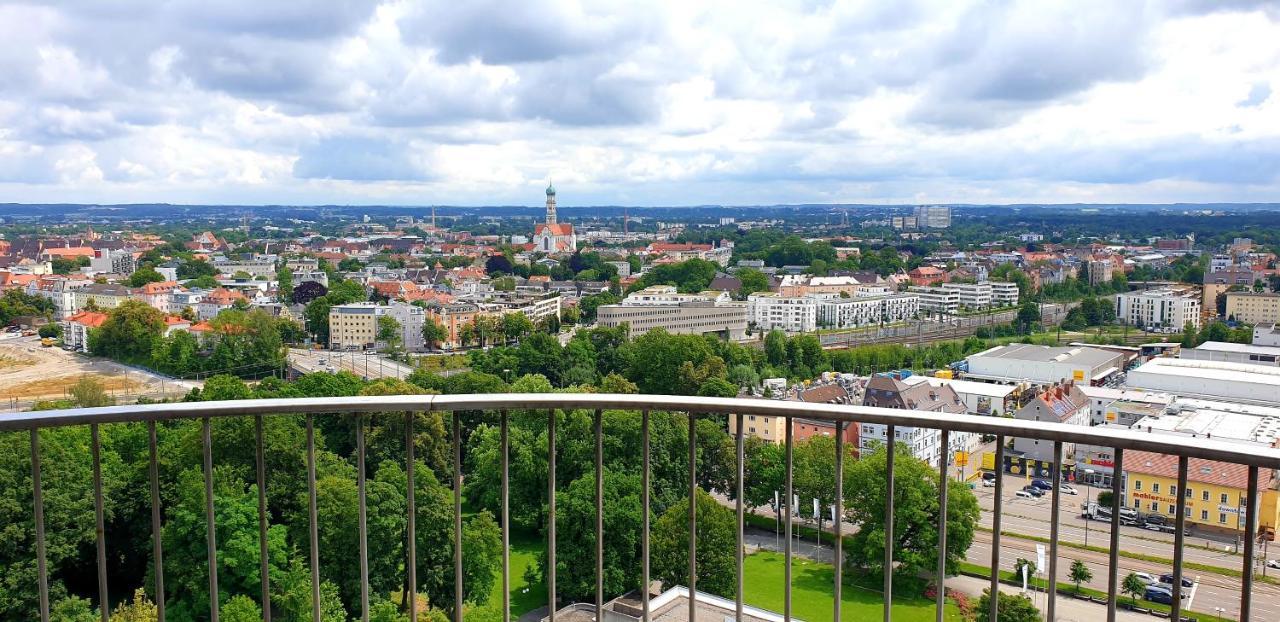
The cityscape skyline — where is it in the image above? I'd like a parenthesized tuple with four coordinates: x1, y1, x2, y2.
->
(1, 1, 1278, 206)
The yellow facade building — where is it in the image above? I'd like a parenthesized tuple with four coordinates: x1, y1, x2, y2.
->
(728, 413, 789, 444)
(1124, 450, 1278, 538)
(1225, 292, 1280, 325)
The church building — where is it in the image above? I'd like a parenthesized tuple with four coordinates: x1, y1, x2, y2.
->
(532, 182, 576, 253)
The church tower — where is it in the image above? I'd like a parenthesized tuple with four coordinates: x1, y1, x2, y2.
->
(545, 181, 557, 225)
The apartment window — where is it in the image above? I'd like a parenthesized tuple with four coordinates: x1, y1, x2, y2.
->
(1185, 487, 1192, 498)
(1169, 485, 1177, 497)
(1168, 504, 1176, 515)
(1150, 501, 1159, 511)
(1134, 480, 1142, 491)
(1220, 493, 1229, 504)
(1152, 483, 1160, 494)
(1184, 506, 1192, 517)
(1201, 510, 1209, 520)
(1134, 499, 1141, 509)
(749, 427, 756, 434)
(1202, 491, 1210, 501)
(1219, 513, 1228, 524)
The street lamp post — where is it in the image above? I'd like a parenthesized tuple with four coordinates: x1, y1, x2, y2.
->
(1084, 468, 1096, 548)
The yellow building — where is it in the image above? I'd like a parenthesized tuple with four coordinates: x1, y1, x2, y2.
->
(1125, 450, 1278, 538)
(728, 413, 789, 444)
(1225, 292, 1280, 325)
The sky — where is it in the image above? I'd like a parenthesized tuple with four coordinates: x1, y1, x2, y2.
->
(0, 0, 1278, 207)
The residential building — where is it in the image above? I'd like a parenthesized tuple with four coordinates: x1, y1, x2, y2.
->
(197, 288, 247, 320)
(137, 281, 179, 314)
(1225, 292, 1280, 325)
(1087, 259, 1114, 286)
(908, 266, 947, 286)
(329, 303, 383, 350)
(860, 373, 966, 467)
(908, 286, 959, 316)
(385, 301, 426, 351)
(477, 292, 561, 324)
(424, 303, 482, 350)
(747, 293, 816, 333)
(815, 293, 918, 328)
(941, 282, 992, 309)
(213, 259, 276, 278)
(1181, 341, 1280, 367)
(1012, 382, 1090, 466)
(72, 284, 134, 312)
(62, 310, 108, 352)
(1115, 288, 1201, 331)
(89, 247, 139, 275)
(965, 343, 1126, 386)
(1203, 269, 1258, 314)
(728, 412, 789, 444)
(990, 280, 1020, 306)
(597, 286, 748, 339)
(1077, 385, 1174, 426)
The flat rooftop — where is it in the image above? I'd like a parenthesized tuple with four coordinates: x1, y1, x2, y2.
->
(967, 343, 1120, 367)
(1128, 357, 1280, 387)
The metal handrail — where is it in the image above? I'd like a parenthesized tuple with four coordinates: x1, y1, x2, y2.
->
(5, 393, 1274, 622)
(5, 393, 1280, 468)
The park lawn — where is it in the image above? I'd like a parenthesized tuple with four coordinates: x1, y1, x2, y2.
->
(742, 552, 961, 622)
(468, 527, 546, 622)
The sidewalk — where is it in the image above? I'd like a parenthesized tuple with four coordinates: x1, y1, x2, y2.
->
(945, 575, 1152, 622)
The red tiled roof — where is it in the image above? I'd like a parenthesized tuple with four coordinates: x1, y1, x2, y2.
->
(66, 310, 109, 328)
(1125, 450, 1271, 491)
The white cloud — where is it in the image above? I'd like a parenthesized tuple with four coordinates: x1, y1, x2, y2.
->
(0, 0, 1277, 205)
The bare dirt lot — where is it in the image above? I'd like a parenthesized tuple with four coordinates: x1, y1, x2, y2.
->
(0, 335, 200, 409)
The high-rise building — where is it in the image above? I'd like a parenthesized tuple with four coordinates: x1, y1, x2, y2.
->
(914, 205, 952, 229)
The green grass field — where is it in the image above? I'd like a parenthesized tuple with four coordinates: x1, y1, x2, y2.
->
(468, 528, 546, 622)
(741, 552, 959, 622)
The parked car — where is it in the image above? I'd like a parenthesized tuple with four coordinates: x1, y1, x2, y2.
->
(1059, 484, 1078, 495)
(1145, 513, 1168, 526)
(1015, 490, 1035, 499)
(1158, 574, 1193, 588)
(982, 478, 996, 487)
(1021, 485, 1044, 497)
(1267, 559, 1280, 570)
(1133, 572, 1159, 586)
(1031, 479, 1053, 490)
(1145, 586, 1173, 605)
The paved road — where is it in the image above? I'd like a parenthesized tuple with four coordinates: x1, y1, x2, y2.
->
(289, 348, 414, 380)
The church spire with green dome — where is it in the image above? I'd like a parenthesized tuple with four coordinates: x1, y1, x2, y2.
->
(544, 178, 557, 225)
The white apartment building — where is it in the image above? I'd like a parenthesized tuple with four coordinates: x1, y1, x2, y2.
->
(941, 282, 992, 309)
(385, 301, 426, 351)
(598, 286, 747, 339)
(89, 248, 139, 275)
(747, 293, 817, 333)
(329, 301, 426, 351)
(908, 286, 959, 316)
(991, 280, 1020, 306)
(816, 293, 919, 328)
(1115, 289, 1202, 331)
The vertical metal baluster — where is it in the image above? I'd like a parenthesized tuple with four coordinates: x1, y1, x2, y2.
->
(735, 414, 744, 622)
(784, 416, 793, 622)
(834, 421, 844, 622)
(148, 421, 165, 622)
(595, 409, 604, 622)
(1172, 456, 1188, 622)
(548, 410, 557, 622)
(407, 412, 417, 622)
(32, 428, 49, 622)
(1047, 441, 1063, 622)
(502, 410, 511, 622)
(883, 424, 895, 622)
(357, 415, 370, 622)
(453, 413, 463, 622)
(256, 416, 270, 622)
(203, 418, 219, 622)
(92, 423, 109, 621)
(688, 413, 697, 622)
(307, 415, 320, 622)
(1105, 448, 1124, 622)
(642, 410, 651, 622)
(1242, 465, 1259, 621)
(935, 430, 949, 622)
(989, 436, 1004, 622)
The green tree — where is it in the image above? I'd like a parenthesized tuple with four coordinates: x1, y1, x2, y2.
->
(1069, 559, 1093, 594)
(764, 330, 787, 367)
(651, 488, 737, 597)
(539, 469, 644, 601)
(501, 313, 535, 344)
(69, 376, 113, 408)
(628, 259, 719, 293)
(1096, 489, 1113, 508)
(422, 319, 448, 351)
(976, 589, 1040, 622)
(1014, 301, 1041, 334)
(128, 265, 166, 287)
(0, 289, 55, 325)
(1122, 572, 1147, 606)
(305, 296, 336, 344)
(843, 443, 979, 579)
(51, 596, 98, 622)
(220, 595, 262, 622)
(110, 589, 160, 622)
(378, 314, 402, 351)
(89, 300, 165, 362)
(735, 268, 771, 299)
(277, 265, 294, 303)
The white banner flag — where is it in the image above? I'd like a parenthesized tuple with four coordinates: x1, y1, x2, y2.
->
(813, 498, 820, 519)
(774, 490, 779, 510)
(830, 505, 836, 523)
(793, 494, 799, 511)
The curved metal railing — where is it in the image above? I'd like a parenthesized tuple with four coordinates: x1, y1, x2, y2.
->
(3, 393, 1277, 622)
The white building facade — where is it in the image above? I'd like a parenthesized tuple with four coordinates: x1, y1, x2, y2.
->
(1115, 289, 1202, 331)
(748, 293, 817, 333)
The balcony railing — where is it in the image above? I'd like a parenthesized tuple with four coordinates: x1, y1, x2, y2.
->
(4, 393, 1280, 622)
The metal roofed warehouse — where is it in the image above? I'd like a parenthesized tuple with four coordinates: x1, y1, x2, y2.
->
(1125, 357, 1280, 406)
(963, 343, 1126, 386)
